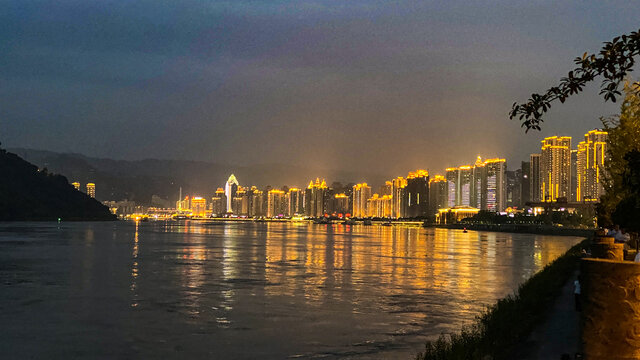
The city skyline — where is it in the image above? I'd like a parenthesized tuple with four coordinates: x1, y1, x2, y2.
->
(96, 127, 607, 219)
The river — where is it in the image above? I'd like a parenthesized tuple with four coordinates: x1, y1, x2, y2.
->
(0, 221, 581, 359)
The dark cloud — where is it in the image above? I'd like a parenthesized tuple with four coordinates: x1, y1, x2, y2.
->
(1, 0, 638, 185)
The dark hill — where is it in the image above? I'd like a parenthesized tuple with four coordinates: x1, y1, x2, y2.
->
(0, 147, 116, 221)
(9, 148, 389, 205)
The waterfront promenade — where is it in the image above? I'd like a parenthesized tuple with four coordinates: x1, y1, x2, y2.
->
(518, 271, 580, 359)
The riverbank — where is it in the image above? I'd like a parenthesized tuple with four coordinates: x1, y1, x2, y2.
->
(436, 223, 594, 237)
(415, 238, 590, 360)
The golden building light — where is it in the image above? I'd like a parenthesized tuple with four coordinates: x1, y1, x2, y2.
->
(86, 183, 96, 198)
(190, 196, 207, 217)
(576, 129, 607, 202)
(540, 136, 571, 202)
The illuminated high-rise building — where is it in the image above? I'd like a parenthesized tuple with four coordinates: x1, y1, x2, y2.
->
(530, 154, 541, 202)
(72, 182, 80, 191)
(225, 174, 239, 213)
(352, 183, 372, 218)
(406, 169, 429, 217)
(471, 157, 485, 209)
(366, 194, 392, 218)
(576, 130, 608, 202)
(177, 196, 190, 212)
(483, 158, 507, 211)
(540, 136, 571, 202)
(211, 188, 226, 216)
(250, 188, 264, 217)
(86, 183, 96, 198)
(391, 177, 407, 218)
(191, 197, 207, 217)
(287, 188, 304, 216)
(428, 175, 448, 216)
(267, 189, 285, 217)
(305, 178, 327, 217)
(445, 168, 458, 208)
(332, 193, 349, 216)
(571, 149, 578, 202)
(233, 186, 249, 216)
(458, 165, 472, 206)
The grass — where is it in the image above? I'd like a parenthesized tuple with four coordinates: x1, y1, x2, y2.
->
(415, 238, 590, 360)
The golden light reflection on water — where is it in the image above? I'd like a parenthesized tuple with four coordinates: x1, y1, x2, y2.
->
(115, 221, 581, 357)
(259, 224, 574, 311)
(130, 221, 139, 307)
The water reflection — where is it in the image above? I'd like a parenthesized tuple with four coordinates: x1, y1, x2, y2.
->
(0, 222, 580, 359)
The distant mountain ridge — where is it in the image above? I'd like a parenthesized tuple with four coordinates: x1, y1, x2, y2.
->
(10, 148, 388, 205)
(0, 147, 115, 221)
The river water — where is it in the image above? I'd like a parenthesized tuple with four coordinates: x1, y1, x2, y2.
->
(0, 221, 580, 359)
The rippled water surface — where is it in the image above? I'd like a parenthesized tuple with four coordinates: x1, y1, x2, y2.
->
(0, 221, 581, 359)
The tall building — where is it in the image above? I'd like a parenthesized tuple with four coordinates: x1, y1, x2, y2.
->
(72, 182, 80, 191)
(267, 189, 285, 217)
(286, 188, 304, 216)
(444, 157, 506, 212)
(506, 170, 518, 208)
(332, 193, 349, 216)
(250, 188, 265, 217)
(225, 174, 239, 213)
(540, 136, 571, 202)
(391, 177, 407, 218)
(484, 159, 507, 211)
(571, 149, 578, 202)
(191, 197, 207, 217)
(352, 183, 372, 218)
(576, 129, 608, 202)
(177, 196, 190, 212)
(305, 178, 327, 217)
(86, 183, 96, 198)
(520, 161, 531, 206)
(234, 187, 249, 216)
(530, 154, 541, 202)
(406, 170, 429, 217)
(428, 175, 448, 216)
(367, 194, 392, 218)
(458, 165, 472, 206)
(471, 157, 485, 209)
(445, 168, 458, 208)
(211, 188, 226, 216)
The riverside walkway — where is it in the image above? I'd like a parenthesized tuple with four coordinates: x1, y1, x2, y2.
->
(517, 271, 581, 359)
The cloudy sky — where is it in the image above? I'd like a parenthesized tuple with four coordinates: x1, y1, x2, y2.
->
(1, 1, 638, 178)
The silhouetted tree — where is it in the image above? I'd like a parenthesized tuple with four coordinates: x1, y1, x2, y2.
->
(509, 29, 640, 131)
(596, 83, 640, 226)
(611, 150, 640, 232)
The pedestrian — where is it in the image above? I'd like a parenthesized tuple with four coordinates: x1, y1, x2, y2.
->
(574, 278, 582, 312)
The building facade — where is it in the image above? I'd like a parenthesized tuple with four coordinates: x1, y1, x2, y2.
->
(352, 183, 372, 218)
(540, 136, 572, 202)
(530, 154, 541, 202)
(305, 178, 327, 217)
(428, 175, 448, 216)
(86, 183, 96, 198)
(225, 174, 239, 213)
(576, 130, 608, 202)
(406, 169, 429, 218)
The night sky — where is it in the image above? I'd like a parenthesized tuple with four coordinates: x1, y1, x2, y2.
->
(1, 1, 638, 178)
